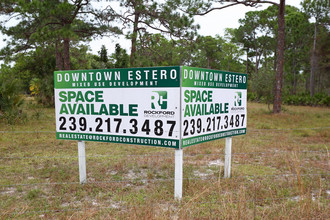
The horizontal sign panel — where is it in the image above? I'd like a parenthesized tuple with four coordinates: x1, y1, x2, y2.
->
(181, 66, 247, 89)
(55, 66, 181, 89)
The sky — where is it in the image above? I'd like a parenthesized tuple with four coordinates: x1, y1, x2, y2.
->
(0, 0, 302, 61)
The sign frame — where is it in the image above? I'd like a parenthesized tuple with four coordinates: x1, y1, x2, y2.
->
(54, 66, 247, 200)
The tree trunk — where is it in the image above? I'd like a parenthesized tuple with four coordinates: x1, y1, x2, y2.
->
(255, 52, 259, 75)
(55, 40, 63, 70)
(305, 73, 309, 92)
(246, 48, 249, 74)
(130, 12, 140, 67)
(273, 0, 285, 114)
(63, 38, 71, 70)
(318, 67, 321, 93)
(310, 21, 317, 97)
(254, 35, 259, 75)
(292, 56, 297, 95)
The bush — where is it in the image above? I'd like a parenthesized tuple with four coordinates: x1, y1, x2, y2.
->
(283, 93, 330, 106)
(0, 65, 25, 123)
(247, 92, 258, 101)
(251, 68, 275, 106)
(248, 91, 329, 107)
(32, 75, 54, 107)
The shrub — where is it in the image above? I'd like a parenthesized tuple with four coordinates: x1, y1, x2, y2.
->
(248, 91, 329, 107)
(29, 78, 40, 96)
(251, 68, 275, 106)
(31, 75, 54, 107)
(0, 65, 25, 123)
(283, 93, 330, 106)
(247, 92, 258, 101)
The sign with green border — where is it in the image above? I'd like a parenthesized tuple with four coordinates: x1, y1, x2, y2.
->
(54, 66, 247, 148)
(180, 66, 247, 147)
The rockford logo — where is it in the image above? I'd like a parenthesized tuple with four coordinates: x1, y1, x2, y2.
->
(151, 91, 167, 109)
(234, 92, 242, 107)
(147, 91, 175, 118)
(144, 110, 175, 118)
(144, 110, 175, 115)
(231, 106, 245, 111)
(231, 91, 245, 111)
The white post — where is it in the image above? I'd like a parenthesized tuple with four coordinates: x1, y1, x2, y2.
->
(174, 148, 183, 200)
(224, 137, 232, 178)
(78, 141, 87, 184)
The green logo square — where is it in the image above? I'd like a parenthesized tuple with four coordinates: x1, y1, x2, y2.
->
(151, 91, 167, 109)
(234, 92, 242, 106)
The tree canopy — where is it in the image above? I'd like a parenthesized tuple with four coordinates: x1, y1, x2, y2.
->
(0, 0, 329, 118)
(102, 0, 199, 66)
(0, 0, 120, 69)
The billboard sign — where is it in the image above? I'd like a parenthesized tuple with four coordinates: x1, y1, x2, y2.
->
(54, 66, 247, 149)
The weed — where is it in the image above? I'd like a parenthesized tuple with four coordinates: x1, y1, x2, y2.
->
(26, 189, 42, 200)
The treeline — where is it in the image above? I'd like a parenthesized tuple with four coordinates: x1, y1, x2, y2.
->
(0, 0, 329, 123)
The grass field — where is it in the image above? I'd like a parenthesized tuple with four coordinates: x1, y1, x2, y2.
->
(0, 100, 329, 219)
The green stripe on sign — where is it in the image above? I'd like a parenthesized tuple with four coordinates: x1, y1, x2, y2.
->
(182, 128, 246, 148)
(56, 132, 180, 149)
(54, 66, 181, 89)
(181, 66, 247, 89)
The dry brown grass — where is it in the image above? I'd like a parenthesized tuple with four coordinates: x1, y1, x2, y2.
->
(0, 101, 329, 219)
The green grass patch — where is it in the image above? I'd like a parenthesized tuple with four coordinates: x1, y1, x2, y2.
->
(233, 164, 279, 176)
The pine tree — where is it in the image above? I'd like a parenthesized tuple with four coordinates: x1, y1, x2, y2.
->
(103, 0, 199, 67)
(0, 0, 120, 70)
